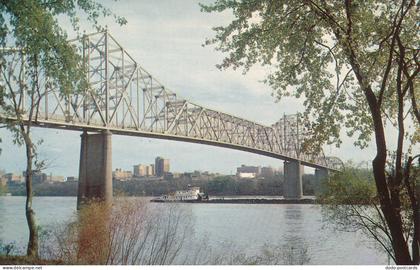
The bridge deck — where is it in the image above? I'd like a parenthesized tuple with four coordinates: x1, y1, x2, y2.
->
(0, 31, 343, 171)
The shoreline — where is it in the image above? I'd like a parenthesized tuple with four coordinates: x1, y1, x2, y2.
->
(1, 196, 317, 204)
(151, 198, 316, 204)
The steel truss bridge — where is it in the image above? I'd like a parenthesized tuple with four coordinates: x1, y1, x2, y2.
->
(0, 31, 342, 171)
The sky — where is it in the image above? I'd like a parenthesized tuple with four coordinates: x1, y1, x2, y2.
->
(0, 0, 406, 177)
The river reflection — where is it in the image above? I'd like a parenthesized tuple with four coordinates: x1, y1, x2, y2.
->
(0, 196, 387, 264)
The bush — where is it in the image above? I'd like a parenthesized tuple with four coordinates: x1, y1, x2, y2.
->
(43, 199, 195, 264)
(39, 199, 312, 265)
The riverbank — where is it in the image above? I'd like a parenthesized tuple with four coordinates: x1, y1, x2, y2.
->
(0, 255, 63, 265)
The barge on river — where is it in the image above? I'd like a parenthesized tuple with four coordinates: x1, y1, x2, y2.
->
(151, 185, 208, 202)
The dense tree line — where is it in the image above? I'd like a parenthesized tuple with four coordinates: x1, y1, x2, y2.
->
(4, 175, 320, 197)
(6, 182, 78, 196)
(113, 175, 318, 197)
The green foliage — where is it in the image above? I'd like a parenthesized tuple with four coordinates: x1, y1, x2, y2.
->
(113, 176, 285, 197)
(5, 182, 25, 196)
(0, 0, 126, 98)
(202, 2, 419, 263)
(0, 0, 126, 258)
(317, 165, 416, 263)
(0, 0, 126, 146)
(33, 182, 78, 196)
(201, 0, 419, 152)
(5, 181, 78, 196)
(318, 166, 377, 205)
(0, 255, 63, 264)
(206, 176, 238, 194)
(5, 174, 322, 197)
(0, 181, 7, 195)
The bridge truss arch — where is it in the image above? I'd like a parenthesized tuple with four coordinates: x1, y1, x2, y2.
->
(0, 31, 342, 171)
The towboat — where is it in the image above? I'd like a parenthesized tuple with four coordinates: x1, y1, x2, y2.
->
(151, 185, 208, 202)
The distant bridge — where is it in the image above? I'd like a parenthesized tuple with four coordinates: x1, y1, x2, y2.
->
(0, 31, 342, 206)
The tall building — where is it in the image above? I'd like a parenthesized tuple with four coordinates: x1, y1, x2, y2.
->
(155, 157, 170, 177)
(133, 164, 155, 177)
(146, 164, 155, 176)
(133, 164, 146, 177)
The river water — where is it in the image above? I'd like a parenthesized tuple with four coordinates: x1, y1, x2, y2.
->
(0, 196, 388, 264)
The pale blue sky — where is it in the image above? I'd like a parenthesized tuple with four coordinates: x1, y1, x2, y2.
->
(1, 0, 405, 177)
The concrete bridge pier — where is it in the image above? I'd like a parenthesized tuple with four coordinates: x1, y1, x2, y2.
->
(315, 168, 329, 183)
(283, 160, 303, 200)
(77, 130, 112, 209)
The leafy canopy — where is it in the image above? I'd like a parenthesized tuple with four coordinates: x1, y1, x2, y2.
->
(0, 0, 126, 148)
(0, 0, 127, 99)
(201, 1, 419, 152)
(317, 163, 418, 262)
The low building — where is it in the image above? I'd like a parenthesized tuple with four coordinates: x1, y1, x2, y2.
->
(66, 176, 78, 182)
(22, 170, 48, 183)
(113, 168, 132, 181)
(237, 172, 257, 179)
(48, 174, 65, 182)
(237, 165, 260, 179)
(34, 171, 48, 184)
(5, 173, 23, 183)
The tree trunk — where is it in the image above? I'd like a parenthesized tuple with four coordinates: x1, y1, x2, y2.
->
(23, 130, 38, 258)
(404, 157, 420, 264)
(343, 41, 413, 263)
(366, 91, 412, 264)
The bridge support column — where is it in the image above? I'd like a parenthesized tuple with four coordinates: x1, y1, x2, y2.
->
(315, 168, 329, 183)
(315, 168, 329, 194)
(283, 160, 303, 200)
(77, 130, 112, 209)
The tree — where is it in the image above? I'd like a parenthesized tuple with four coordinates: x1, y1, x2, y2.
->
(318, 164, 400, 263)
(206, 176, 238, 195)
(0, 180, 7, 195)
(0, 0, 126, 258)
(201, 0, 419, 264)
(44, 199, 195, 265)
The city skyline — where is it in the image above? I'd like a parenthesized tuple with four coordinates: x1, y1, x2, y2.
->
(0, 0, 409, 177)
(0, 158, 283, 179)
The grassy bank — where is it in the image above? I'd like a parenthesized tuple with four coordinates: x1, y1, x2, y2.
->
(0, 255, 63, 265)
